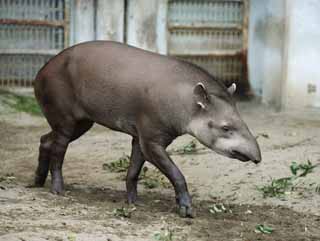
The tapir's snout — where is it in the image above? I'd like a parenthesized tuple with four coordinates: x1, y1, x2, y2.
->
(230, 137, 262, 164)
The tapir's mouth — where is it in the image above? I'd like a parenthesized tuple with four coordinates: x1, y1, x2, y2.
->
(231, 150, 251, 162)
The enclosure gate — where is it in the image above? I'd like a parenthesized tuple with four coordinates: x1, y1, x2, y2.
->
(0, 0, 70, 87)
(167, 0, 249, 91)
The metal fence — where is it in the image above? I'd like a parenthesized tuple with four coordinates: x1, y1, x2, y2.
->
(0, 0, 69, 87)
(168, 0, 248, 88)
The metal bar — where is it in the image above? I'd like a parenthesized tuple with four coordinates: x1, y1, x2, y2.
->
(169, 0, 244, 3)
(64, 0, 70, 48)
(168, 23, 242, 31)
(0, 49, 59, 55)
(240, 0, 249, 92)
(0, 19, 66, 27)
(171, 50, 243, 57)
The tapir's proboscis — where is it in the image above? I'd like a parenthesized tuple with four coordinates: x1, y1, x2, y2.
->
(33, 41, 261, 218)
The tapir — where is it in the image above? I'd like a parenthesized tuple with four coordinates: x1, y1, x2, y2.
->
(33, 41, 261, 218)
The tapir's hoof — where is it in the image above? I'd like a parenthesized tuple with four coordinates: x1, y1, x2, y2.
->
(178, 206, 194, 218)
(34, 175, 47, 187)
(50, 182, 64, 195)
(50, 187, 64, 195)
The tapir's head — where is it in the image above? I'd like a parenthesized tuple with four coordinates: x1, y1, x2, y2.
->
(187, 82, 261, 164)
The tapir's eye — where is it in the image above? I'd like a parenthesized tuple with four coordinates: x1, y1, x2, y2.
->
(222, 125, 230, 132)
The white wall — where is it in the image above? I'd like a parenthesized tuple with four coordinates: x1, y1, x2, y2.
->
(283, 0, 320, 109)
(71, 0, 125, 44)
(72, 0, 95, 44)
(249, 0, 320, 110)
(126, 0, 167, 53)
(248, 0, 286, 110)
(96, 0, 124, 42)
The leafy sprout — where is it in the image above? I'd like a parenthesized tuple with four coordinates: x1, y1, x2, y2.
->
(102, 155, 130, 173)
(290, 160, 318, 177)
(258, 177, 294, 198)
(255, 224, 274, 234)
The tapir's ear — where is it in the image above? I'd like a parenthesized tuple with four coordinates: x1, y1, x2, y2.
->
(228, 83, 236, 95)
(194, 82, 209, 109)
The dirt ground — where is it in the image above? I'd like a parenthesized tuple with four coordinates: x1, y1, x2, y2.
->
(0, 100, 320, 241)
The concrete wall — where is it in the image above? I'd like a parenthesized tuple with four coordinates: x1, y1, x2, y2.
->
(126, 0, 167, 53)
(283, 0, 320, 109)
(96, 0, 124, 42)
(71, 0, 125, 44)
(72, 0, 95, 44)
(249, 0, 320, 110)
(248, 0, 286, 110)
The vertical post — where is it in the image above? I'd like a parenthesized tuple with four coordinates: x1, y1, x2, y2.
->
(64, 0, 70, 48)
(280, 0, 289, 110)
(126, 0, 163, 52)
(95, 0, 125, 42)
(241, 0, 250, 94)
(157, 0, 168, 54)
(73, 0, 95, 44)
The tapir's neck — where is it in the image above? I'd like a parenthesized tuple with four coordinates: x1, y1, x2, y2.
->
(167, 83, 195, 136)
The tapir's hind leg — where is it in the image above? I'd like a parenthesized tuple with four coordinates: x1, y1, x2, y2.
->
(34, 131, 54, 187)
(34, 119, 93, 194)
(126, 137, 145, 204)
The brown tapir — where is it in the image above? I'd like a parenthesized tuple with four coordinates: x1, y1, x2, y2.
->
(33, 41, 261, 218)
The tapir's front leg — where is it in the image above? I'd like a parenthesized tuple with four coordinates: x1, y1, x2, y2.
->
(140, 140, 193, 218)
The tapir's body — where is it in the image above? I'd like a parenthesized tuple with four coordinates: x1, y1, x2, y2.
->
(35, 41, 225, 137)
(34, 41, 261, 218)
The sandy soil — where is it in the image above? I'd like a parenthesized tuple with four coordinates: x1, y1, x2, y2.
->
(0, 101, 320, 241)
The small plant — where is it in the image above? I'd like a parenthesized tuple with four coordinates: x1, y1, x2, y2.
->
(67, 234, 76, 241)
(255, 224, 274, 234)
(316, 185, 320, 194)
(290, 160, 318, 177)
(140, 166, 171, 189)
(258, 177, 294, 198)
(113, 206, 136, 218)
(154, 228, 174, 241)
(142, 178, 160, 189)
(102, 155, 130, 173)
(208, 203, 227, 214)
(0, 173, 15, 183)
(170, 139, 201, 155)
(258, 160, 319, 198)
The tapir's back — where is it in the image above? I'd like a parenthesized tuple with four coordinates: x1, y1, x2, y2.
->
(34, 41, 228, 135)
(35, 41, 192, 133)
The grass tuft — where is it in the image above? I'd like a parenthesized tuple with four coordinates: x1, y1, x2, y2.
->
(0, 90, 42, 116)
(258, 177, 294, 198)
(290, 160, 318, 177)
(154, 228, 174, 241)
(102, 155, 130, 173)
(170, 139, 204, 155)
(113, 206, 136, 218)
(258, 160, 318, 198)
(255, 224, 274, 234)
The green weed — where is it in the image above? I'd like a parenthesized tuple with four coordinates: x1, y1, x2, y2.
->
(102, 155, 130, 173)
(290, 160, 318, 177)
(208, 203, 228, 214)
(140, 166, 171, 189)
(258, 177, 294, 198)
(113, 206, 136, 218)
(170, 139, 203, 155)
(255, 224, 274, 234)
(154, 228, 174, 241)
(0, 90, 42, 116)
(258, 160, 318, 198)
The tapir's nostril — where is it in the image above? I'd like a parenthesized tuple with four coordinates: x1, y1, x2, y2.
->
(252, 159, 261, 165)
